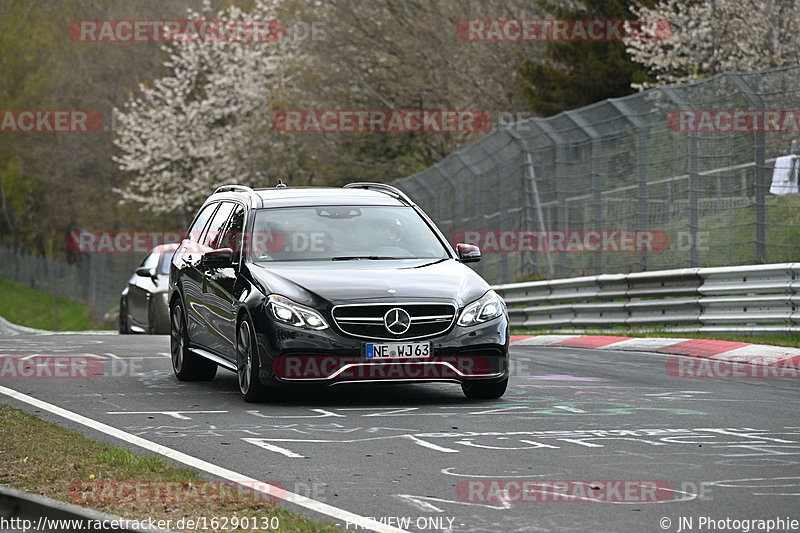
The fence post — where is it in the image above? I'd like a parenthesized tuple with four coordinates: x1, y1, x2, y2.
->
(536, 120, 569, 274)
(476, 135, 514, 282)
(453, 151, 485, 278)
(663, 87, 700, 267)
(726, 72, 767, 263)
(565, 111, 604, 274)
(681, 110, 700, 268)
(608, 98, 650, 271)
(507, 129, 554, 278)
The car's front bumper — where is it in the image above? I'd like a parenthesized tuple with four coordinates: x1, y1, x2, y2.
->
(252, 312, 509, 386)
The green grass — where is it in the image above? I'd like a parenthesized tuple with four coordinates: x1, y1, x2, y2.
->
(509, 194, 800, 282)
(0, 277, 109, 331)
(0, 405, 343, 533)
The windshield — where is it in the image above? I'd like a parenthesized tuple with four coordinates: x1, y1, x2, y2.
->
(250, 205, 449, 262)
(157, 252, 172, 275)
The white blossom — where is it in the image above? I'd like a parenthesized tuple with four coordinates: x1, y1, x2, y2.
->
(113, 0, 298, 214)
(627, 0, 800, 90)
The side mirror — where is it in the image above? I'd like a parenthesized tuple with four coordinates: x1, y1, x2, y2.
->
(456, 243, 481, 263)
(201, 248, 234, 268)
(135, 266, 157, 278)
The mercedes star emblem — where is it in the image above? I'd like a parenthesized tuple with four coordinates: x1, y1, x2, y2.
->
(383, 308, 411, 335)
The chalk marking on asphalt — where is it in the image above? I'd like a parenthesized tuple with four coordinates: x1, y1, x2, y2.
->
(698, 428, 795, 443)
(106, 410, 227, 420)
(0, 384, 410, 533)
(403, 435, 459, 453)
(237, 434, 460, 454)
(247, 408, 346, 419)
(453, 439, 558, 451)
(556, 438, 604, 448)
(441, 467, 560, 479)
(717, 475, 800, 495)
(243, 438, 307, 458)
(343, 407, 419, 417)
(553, 405, 586, 413)
(396, 494, 512, 512)
(18, 353, 105, 360)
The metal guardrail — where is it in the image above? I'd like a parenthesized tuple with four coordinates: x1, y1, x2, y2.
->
(492, 263, 800, 333)
(0, 485, 165, 532)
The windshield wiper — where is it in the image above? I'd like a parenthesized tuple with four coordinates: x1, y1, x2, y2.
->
(331, 256, 409, 261)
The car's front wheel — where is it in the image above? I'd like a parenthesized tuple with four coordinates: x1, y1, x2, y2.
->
(237, 317, 269, 402)
(461, 377, 508, 400)
(170, 302, 217, 381)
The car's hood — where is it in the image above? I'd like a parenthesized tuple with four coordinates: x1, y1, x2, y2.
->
(248, 258, 490, 307)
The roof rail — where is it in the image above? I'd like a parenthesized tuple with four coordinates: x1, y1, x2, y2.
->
(214, 184, 255, 195)
(343, 182, 414, 205)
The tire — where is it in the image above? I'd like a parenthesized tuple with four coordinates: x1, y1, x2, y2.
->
(118, 299, 130, 334)
(237, 316, 270, 402)
(147, 300, 167, 335)
(147, 301, 156, 335)
(461, 377, 508, 400)
(170, 302, 217, 381)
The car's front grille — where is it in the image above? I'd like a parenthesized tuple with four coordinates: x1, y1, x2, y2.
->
(332, 302, 457, 340)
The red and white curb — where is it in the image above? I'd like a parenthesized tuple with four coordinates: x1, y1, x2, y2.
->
(509, 334, 800, 369)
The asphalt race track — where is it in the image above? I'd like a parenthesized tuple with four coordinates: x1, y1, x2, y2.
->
(1, 333, 798, 533)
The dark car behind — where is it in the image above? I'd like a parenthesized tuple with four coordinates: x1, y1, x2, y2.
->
(119, 243, 177, 334)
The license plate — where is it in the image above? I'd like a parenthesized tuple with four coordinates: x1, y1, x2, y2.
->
(365, 342, 431, 359)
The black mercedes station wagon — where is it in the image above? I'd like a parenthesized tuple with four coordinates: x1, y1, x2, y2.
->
(169, 182, 509, 402)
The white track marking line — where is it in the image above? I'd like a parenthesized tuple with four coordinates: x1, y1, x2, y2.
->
(0, 384, 409, 533)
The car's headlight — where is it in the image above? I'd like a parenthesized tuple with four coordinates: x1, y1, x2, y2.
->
(457, 290, 505, 326)
(268, 294, 329, 330)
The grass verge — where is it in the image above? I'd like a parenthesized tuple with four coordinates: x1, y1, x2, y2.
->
(0, 405, 342, 533)
(0, 278, 110, 331)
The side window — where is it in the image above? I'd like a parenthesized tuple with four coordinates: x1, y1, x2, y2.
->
(187, 203, 218, 242)
(202, 202, 235, 248)
(218, 204, 245, 262)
